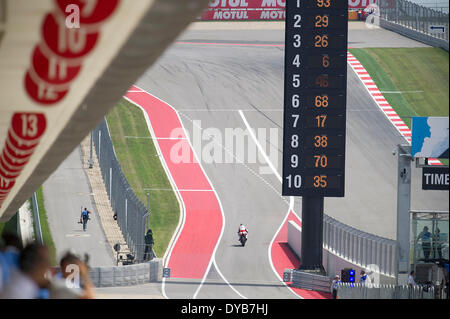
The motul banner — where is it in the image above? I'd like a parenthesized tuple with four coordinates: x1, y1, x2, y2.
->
(348, 0, 378, 8)
(201, 0, 383, 20)
(207, 0, 378, 9)
(208, 0, 285, 9)
(202, 8, 285, 20)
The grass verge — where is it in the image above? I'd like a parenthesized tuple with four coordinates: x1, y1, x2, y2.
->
(349, 47, 449, 165)
(106, 98, 180, 257)
(349, 47, 449, 128)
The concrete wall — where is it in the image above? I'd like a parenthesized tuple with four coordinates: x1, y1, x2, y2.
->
(287, 221, 397, 285)
(322, 247, 396, 285)
(337, 283, 436, 299)
(380, 19, 449, 51)
(89, 259, 162, 287)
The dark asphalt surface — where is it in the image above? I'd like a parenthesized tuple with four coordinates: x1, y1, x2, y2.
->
(43, 22, 447, 298)
(135, 23, 447, 298)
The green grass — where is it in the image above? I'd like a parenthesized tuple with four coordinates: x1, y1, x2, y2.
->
(106, 99, 180, 257)
(35, 187, 57, 266)
(349, 47, 449, 129)
(349, 47, 449, 165)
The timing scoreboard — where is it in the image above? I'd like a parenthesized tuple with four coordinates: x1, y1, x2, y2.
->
(282, 0, 348, 197)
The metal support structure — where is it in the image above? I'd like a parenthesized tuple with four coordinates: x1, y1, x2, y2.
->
(410, 210, 449, 274)
(31, 192, 43, 245)
(299, 196, 325, 273)
(396, 144, 412, 285)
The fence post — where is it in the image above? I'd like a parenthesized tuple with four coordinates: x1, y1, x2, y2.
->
(125, 198, 128, 232)
(31, 192, 43, 245)
(98, 130, 101, 162)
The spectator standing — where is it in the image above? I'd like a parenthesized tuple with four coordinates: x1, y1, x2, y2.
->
(0, 243, 51, 299)
(433, 227, 443, 259)
(408, 271, 416, 287)
(417, 226, 432, 262)
(0, 231, 22, 291)
(331, 275, 340, 299)
(144, 229, 154, 261)
(0, 239, 6, 291)
(80, 208, 91, 232)
(1, 231, 22, 268)
(360, 270, 367, 284)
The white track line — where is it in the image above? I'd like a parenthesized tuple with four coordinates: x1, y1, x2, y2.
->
(267, 197, 303, 299)
(239, 109, 303, 299)
(238, 110, 282, 182)
(129, 87, 245, 299)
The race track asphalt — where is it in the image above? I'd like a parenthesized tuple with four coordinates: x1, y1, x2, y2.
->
(43, 146, 115, 267)
(43, 22, 447, 298)
(133, 22, 447, 298)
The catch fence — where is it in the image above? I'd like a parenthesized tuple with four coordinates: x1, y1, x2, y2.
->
(92, 119, 150, 262)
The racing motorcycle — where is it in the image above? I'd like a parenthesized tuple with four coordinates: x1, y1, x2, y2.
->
(239, 232, 248, 247)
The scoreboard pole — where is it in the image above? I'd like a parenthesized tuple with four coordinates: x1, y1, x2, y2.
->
(299, 196, 324, 271)
(282, 0, 348, 272)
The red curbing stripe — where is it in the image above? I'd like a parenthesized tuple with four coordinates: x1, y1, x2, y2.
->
(124, 89, 223, 279)
(270, 211, 331, 299)
(428, 159, 444, 165)
(128, 85, 143, 92)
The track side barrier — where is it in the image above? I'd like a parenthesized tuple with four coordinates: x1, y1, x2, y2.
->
(89, 259, 162, 287)
(287, 216, 397, 286)
(379, 0, 449, 51)
(337, 282, 437, 299)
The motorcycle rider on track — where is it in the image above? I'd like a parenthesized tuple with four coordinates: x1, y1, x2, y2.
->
(237, 224, 248, 241)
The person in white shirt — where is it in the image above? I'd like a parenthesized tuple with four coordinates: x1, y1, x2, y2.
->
(360, 270, 368, 284)
(331, 275, 340, 299)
